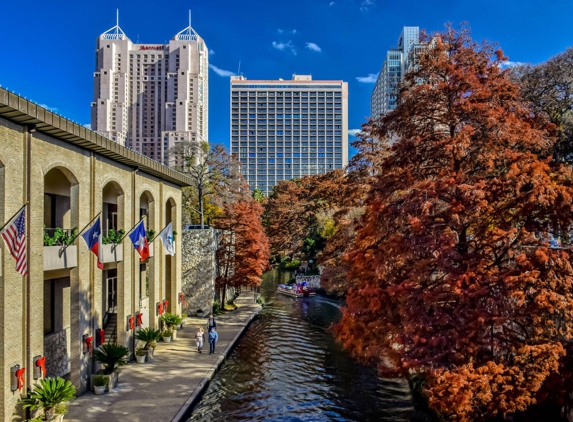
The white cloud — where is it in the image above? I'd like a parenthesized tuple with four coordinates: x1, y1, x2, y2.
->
(348, 129, 362, 137)
(39, 104, 58, 112)
(272, 41, 297, 55)
(329, 1, 335, 5)
(83, 123, 91, 130)
(278, 29, 297, 34)
(292, 29, 297, 34)
(209, 49, 215, 55)
(209, 64, 235, 77)
(356, 73, 378, 83)
(360, 0, 375, 10)
(501, 60, 524, 68)
(305, 42, 322, 53)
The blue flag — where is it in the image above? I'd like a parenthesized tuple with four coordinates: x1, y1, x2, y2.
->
(81, 218, 103, 269)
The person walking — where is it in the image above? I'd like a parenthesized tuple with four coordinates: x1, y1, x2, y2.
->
(208, 327, 218, 354)
(207, 315, 217, 332)
(195, 327, 205, 353)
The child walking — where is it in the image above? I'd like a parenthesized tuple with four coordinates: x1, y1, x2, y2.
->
(195, 327, 205, 353)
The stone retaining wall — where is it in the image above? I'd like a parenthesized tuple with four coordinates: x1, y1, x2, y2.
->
(44, 329, 71, 378)
(181, 229, 218, 316)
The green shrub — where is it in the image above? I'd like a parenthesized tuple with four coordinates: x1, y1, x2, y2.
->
(280, 259, 301, 270)
(160, 312, 182, 330)
(93, 375, 109, 387)
(102, 229, 125, 245)
(212, 300, 221, 315)
(162, 329, 173, 338)
(135, 327, 162, 350)
(135, 347, 147, 356)
(20, 377, 75, 415)
(93, 343, 130, 375)
(147, 228, 156, 242)
(55, 402, 68, 415)
(256, 295, 265, 305)
(43, 226, 78, 246)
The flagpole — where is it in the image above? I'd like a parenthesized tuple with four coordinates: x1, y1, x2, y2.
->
(0, 202, 28, 234)
(149, 222, 170, 245)
(112, 216, 145, 251)
(60, 212, 102, 254)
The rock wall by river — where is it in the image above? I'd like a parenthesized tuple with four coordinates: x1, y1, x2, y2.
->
(181, 228, 218, 316)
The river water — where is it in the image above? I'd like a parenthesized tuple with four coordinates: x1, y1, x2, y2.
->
(188, 270, 428, 422)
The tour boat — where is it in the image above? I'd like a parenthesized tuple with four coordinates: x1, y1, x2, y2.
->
(277, 284, 316, 298)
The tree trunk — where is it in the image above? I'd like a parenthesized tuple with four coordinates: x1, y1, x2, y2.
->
(199, 187, 204, 229)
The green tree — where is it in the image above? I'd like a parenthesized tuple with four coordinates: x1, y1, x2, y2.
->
(169, 143, 246, 228)
(252, 188, 265, 203)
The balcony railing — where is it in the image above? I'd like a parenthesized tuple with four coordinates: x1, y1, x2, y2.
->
(43, 228, 76, 246)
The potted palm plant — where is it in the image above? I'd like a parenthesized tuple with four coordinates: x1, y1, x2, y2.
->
(162, 329, 173, 342)
(20, 377, 75, 421)
(92, 343, 130, 391)
(93, 375, 108, 395)
(135, 327, 161, 361)
(160, 313, 182, 340)
(135, 348, 147, 363)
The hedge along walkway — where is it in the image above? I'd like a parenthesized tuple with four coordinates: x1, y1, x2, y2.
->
(66, 293, 261, 422)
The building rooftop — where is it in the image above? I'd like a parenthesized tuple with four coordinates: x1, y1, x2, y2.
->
(0, 87, 193, 187)
(230, 79, 345, 84)
(99, 10, 202, 43)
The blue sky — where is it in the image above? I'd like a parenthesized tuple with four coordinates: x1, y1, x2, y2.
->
(1, 0, 572, 156)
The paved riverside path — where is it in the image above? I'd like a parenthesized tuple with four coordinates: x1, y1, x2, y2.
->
(67, 294, 261, 422)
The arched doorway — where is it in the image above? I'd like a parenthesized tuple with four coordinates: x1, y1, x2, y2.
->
(101, 181, 125, 344)
(139, 191, 154, 328)
(43, 167, 79, 378)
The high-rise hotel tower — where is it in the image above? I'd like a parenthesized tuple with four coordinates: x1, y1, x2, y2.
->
(91, 15, 208, 165)
(230, 75, 348, 195)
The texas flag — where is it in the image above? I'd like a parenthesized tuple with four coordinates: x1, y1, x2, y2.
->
(129, 220, 149, 262)
(81, 218, 103, 269)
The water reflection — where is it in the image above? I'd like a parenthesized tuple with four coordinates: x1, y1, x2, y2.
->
(188, 270, 427, 422)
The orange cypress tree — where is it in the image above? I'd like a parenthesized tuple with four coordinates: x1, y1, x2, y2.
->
(336, 25, 573, 420)
(265, 180, 310, 258)
(216, 199, 270, 302)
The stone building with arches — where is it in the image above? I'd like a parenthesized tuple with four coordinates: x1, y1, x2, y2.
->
(0, 88, 189, 420)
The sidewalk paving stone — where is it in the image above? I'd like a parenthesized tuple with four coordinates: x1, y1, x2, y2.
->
(66, 293, 261, 422)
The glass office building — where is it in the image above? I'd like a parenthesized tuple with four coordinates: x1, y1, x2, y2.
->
(230, 75, 348, 195)
(371, 26, 421, 118)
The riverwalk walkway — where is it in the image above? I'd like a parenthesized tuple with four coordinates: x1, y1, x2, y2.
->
(66, 293, 261, 422)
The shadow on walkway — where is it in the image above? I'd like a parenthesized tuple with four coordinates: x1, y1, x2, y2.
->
(66, 293, 261, 422)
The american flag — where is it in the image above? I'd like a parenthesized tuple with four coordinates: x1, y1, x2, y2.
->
(1, 208, 27, 276)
